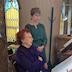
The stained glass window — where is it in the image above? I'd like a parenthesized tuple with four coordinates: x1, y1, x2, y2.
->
(5, 0, 19, 42)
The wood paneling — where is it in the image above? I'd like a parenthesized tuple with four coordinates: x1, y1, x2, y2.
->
(0, 38, 8, 72)
(0, 0, 8, 72)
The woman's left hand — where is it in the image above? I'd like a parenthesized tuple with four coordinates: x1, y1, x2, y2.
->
(43, 63, 48, 69)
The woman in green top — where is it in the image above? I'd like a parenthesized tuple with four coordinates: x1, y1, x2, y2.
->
(25, 7, 48, 69)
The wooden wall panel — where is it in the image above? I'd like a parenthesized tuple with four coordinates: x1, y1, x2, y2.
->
(0, 38, 8, 72)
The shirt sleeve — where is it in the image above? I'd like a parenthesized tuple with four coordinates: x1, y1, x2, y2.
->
(41, 24, 48, 45)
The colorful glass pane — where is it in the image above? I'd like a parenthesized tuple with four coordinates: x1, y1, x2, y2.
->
(5, 0, 19, 42)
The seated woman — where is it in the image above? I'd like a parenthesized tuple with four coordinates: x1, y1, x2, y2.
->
(16, 29, 48, 72)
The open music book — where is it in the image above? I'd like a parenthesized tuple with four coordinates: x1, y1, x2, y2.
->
(52, 56, 72, 72)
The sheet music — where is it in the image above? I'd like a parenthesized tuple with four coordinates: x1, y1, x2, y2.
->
(52, 56, 72, 72)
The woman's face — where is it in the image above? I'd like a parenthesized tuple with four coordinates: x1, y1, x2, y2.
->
(22, 32, 33, 48)
(10, 0, 13, 2)
(32, 13, 40, 23)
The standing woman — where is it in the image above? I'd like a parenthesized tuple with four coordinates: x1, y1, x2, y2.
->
(25, 7, 48, 69)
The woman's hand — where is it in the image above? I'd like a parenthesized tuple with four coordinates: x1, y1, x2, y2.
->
(37, 45, 44, 52)
(43, 63, 48, 69)
(38, 56, 43, 61)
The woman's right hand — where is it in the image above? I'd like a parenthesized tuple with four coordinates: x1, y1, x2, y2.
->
(37, 45, 44, 52)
